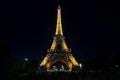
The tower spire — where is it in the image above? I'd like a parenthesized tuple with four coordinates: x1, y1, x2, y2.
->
(55, 5, 63, 35)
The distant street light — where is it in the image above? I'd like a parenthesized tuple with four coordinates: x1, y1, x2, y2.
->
(116, 65, 119, 67)
(79, 63, 82, 69)
(24, 58, 28, 61)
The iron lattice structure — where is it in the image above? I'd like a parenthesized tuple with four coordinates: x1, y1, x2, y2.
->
(40, 5, 79, 71)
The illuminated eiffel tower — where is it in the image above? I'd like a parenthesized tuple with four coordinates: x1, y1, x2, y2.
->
(40, 5, 79, 71)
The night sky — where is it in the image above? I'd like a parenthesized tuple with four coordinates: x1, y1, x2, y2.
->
(0, 0, 120, 63)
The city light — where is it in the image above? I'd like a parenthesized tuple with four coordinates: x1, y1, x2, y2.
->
(115, 65, 119, 67)
(79, 63, 82, 69)
(24, 58, 28, 61)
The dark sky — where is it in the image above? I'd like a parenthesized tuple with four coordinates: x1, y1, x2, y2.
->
(0, 0, 120, 63)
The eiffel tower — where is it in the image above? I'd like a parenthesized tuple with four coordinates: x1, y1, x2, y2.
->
(40, 5, 79, 71)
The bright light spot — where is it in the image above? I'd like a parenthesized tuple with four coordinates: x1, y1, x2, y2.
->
(116, 65, 119, 67)
(24, 58, 28, 61)
(80, 64, 82, 67)
(79, 63, 82, 68)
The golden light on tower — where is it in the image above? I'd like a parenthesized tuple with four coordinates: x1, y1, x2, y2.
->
(55, 5, 63, 36)
(40, 5, 80, 71)
(50, 5, 69, 50)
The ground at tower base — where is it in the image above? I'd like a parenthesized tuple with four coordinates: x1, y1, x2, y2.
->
(2, 69, 120, 80)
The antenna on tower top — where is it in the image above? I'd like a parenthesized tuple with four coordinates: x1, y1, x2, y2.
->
(58, 0, 61, 9)
(58, 5, 61, 9)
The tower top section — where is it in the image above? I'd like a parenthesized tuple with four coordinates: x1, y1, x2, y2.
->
(55, 5, 63, 36)
(58, 5, 61, 10)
